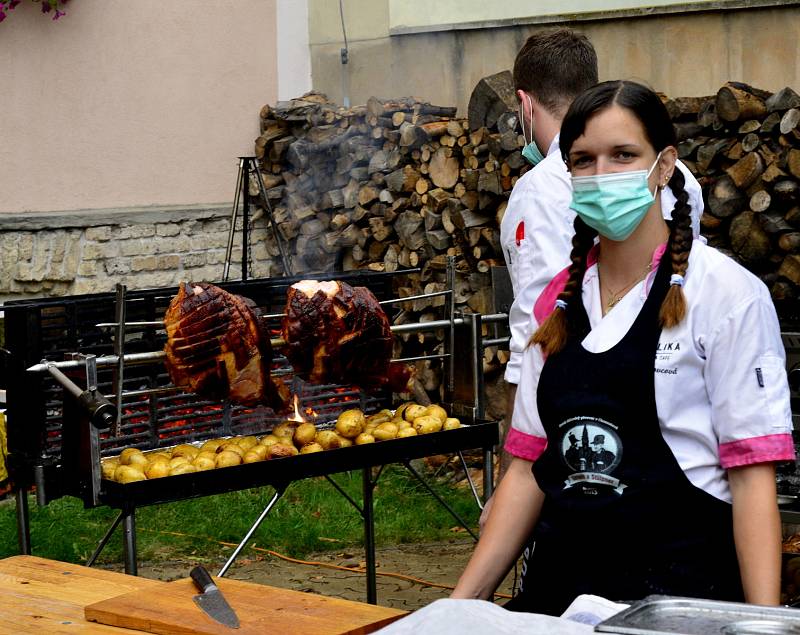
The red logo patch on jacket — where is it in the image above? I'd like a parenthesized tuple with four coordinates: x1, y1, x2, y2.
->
(515, 221, 525, 246)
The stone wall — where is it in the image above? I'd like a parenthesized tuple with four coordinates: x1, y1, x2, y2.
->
(0, 205, 282, 303)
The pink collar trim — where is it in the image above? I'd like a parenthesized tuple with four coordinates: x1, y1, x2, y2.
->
(533, 242, 668, 325)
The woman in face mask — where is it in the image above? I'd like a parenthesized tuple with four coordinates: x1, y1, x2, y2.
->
(452, 80, 794, 615)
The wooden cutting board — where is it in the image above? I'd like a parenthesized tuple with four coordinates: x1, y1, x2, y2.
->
(85, 576, 406, 635)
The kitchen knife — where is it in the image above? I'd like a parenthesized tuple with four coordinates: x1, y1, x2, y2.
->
(190, 565, 240, 629)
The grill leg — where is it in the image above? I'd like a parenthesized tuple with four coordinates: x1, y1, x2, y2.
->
(402, 460, 479, 542)
(218, 484, 286, 578)
(87, 511, 126, 567)
(362, 467, 377, 605)
(15, 488, 31, 555)
(122, 506, 137, 576)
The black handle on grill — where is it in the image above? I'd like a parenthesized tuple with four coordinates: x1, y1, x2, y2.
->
(46, 363, 116, 429)
(78, 390, 116, 429)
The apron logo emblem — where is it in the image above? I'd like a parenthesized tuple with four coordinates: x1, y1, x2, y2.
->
(559, 417, 626, 495)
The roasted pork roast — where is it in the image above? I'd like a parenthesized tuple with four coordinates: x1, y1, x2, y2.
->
(281, 280, 412, 392)
(164, 282, 291, 411)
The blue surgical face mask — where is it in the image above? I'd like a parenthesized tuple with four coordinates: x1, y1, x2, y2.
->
(519, 93, 545, 166)
(569, 152, 662, 241)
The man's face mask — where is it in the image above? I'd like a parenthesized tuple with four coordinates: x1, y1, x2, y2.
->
(569, 152, 663, 241)
(519, 93, 545, 166)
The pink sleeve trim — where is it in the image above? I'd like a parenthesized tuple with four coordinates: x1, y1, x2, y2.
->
(504, 428, 548, 462)
(718, 433, 796, 469)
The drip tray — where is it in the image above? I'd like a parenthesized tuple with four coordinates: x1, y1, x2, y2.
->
(595, 596, 800, 635)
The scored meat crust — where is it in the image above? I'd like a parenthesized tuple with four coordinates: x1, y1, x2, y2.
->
(281, 280, 411, 391)
(164, 282, 291, 411)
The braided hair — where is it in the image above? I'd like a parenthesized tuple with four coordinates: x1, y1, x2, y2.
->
(532, 80, 692, 356)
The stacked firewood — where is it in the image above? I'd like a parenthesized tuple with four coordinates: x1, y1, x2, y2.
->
(254, 85, 525, 390)
(668, 82, 800, 301)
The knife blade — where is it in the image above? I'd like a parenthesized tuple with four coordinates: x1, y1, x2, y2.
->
(190, 565, 240, 629)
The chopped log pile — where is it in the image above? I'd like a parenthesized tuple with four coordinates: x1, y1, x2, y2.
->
(253, 78, 800, 397)
(254, 87, 526, 396)
(666, 82, 800, 301)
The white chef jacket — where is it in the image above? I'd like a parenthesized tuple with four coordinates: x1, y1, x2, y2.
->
(505, 239, 795, 503)
(500, 136, 704, 385)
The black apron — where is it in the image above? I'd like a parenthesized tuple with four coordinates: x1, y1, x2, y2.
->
(507, 255, 743, 616)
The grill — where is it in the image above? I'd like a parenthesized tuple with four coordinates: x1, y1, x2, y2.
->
(2, 265, 501, 602)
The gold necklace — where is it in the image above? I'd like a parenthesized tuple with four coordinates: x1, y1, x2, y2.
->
(600, 262, 652, 313)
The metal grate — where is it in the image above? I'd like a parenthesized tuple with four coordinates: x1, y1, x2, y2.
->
(1, 271, 397, 495)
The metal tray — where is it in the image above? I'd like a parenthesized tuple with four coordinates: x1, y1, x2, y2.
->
(595, 596, 800, 635)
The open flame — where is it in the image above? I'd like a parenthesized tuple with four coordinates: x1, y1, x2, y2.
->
(287, 394, 316, 423)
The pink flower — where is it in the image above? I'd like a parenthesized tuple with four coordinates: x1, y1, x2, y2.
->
(0, 9, 6, 22)
(52, 8, 63, 19)
(9, 0, 21, 9)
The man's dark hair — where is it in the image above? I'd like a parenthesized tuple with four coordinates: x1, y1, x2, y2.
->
(513, 27, 598, 116)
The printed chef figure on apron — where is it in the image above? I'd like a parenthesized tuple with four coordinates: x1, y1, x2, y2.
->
(452, 81, 795, 615)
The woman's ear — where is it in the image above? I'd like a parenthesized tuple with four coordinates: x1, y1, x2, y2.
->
(658, 146, 678, 188)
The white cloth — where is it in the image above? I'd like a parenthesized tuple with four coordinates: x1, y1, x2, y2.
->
(374, 598, 598, 635)
(508, 240, 794, 503)
(499, 136, 704, 385)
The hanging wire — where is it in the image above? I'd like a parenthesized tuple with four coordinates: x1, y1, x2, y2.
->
(338, 0, 350, 107)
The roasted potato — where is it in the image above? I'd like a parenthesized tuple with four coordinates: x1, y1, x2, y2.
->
(404, 404, 428, 422)
(169, 456, 190, 469)
(413, 415, 443, 435)
(217, 442, 245, 457)
(144, 461, 171, 479)
(337, 436, 353, 448)
(355, 432, 376, 445)
(393, 402, 416, 421)
(243, 446, 268, 463)
(259, 434, 282, 447)
(397, 426, 418, 438)
(200, 439, 224, 454)
(300, 442, 324, 454)
(373, 422, 399, 441)
(293, 422, 318, 448)
(146, 452, 171, 463)
(423, 404, 448, 423)
(114, 465, 146, 483)
(237, 436, 259, 451)
(268, 443, 299, 459)
(193, 455, 216, 471)
(126, 453, 149, 471)
(171, 444, 199, 459)
(315, 430, 342, 450)
(215, 450, 242, 468)
(443, 417, 461, 430)
(169, 463, 197, 476)
(272, 421, 299, 439)
(101, 459, 119, 480)
(365, 410, 392, 426)
(336, 409, 365, 438)
(119, 448, 144, 466)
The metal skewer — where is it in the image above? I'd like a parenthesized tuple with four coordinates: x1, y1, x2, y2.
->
(26, 316, 484, 374)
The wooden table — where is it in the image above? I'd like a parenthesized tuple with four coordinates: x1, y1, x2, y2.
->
(0, 555, 406, 634)
(0, 555, 162, 633)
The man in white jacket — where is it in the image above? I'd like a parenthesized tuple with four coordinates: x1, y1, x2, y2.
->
(493, 28, 703, 520)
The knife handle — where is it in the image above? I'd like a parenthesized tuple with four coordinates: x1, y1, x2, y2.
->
(190, 565, 216, 593)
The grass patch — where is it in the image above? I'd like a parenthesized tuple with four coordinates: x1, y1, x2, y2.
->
(0, 465, 480, 566)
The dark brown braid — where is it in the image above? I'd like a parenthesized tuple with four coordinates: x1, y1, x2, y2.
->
(659, 167, 693, 328)
(531, 216, 598, 355)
